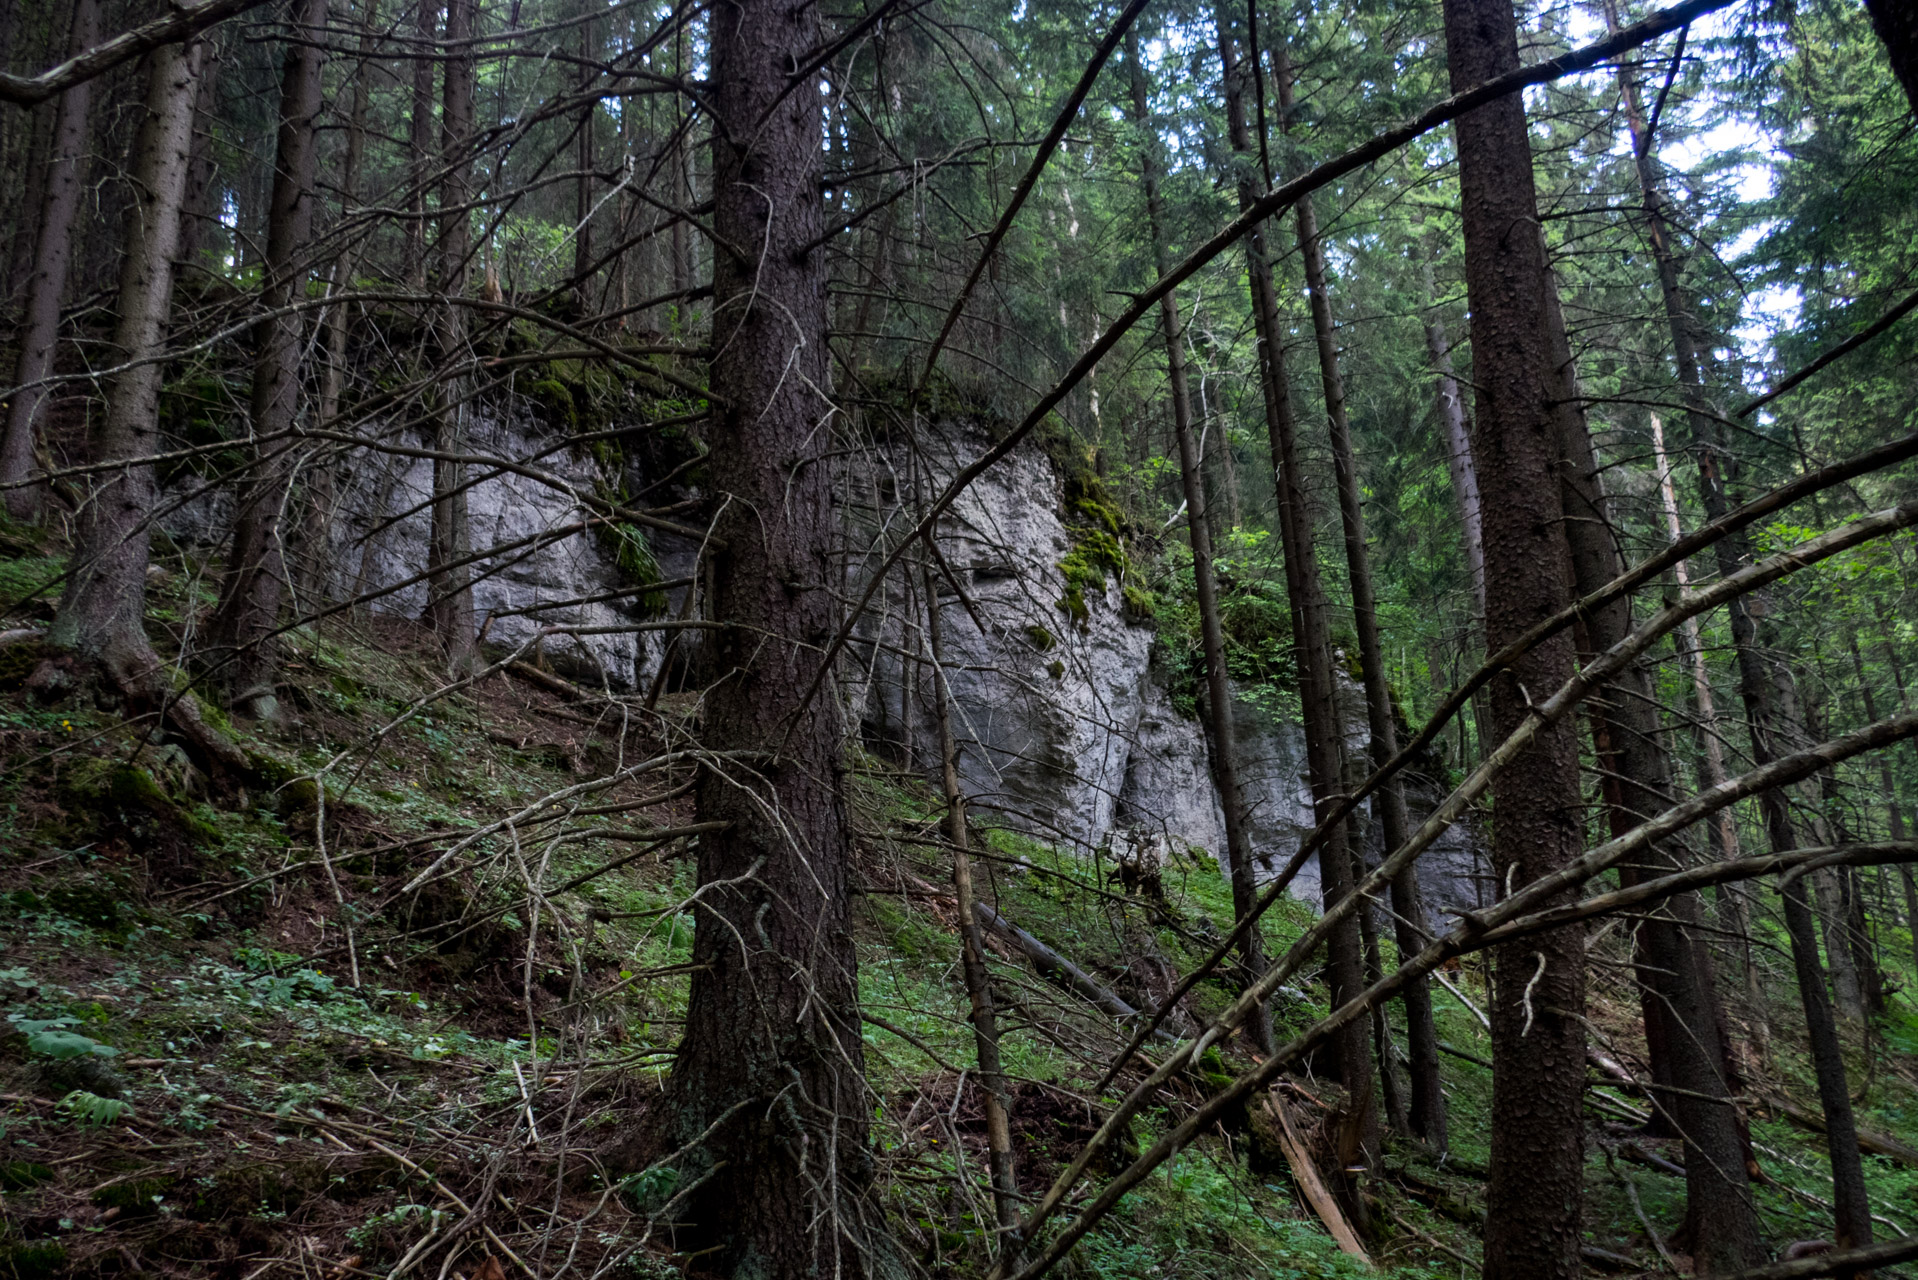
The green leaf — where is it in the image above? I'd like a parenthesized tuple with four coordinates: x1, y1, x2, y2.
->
(26, 1029, 116, 1060)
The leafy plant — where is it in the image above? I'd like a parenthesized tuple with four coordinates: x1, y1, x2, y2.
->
(11, 1016, 118, 1060)
(57, 1090, 132, 1128)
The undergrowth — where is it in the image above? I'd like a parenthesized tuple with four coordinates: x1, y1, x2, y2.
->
(0, 533, 1914, 1279)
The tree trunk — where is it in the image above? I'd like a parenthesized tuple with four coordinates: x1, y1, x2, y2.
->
(1440, 0, 1589, 1274)
(1214, 4, 1377, 1197)
(1652, 411, 1769, 1063)
(177, 36, 224, 275)
(305, 0, 377, 607)
(662, 0, 874, 1272)
(572, 0, 596, 311)
(1277, 41, 1446, 1151)
(1685, 310, 1876, 1258)
(205, 0, 329, 712)
(44, 41, 243, 780)
(423, 0, 476, 674)
(1853, 635, 1918, 985)
(403, 0, 440, 290)
(50, 40, 205, 668)
(1420, 259, 1485, 624)
(918, 519, 1017, 1246)
(1539, 258, 1763, 1270)
(1608, 0, 1879, 1230)
(1, 0, 97, 523)
(1127, 28, 1274, 1055)
(1863, 0, 1918, 119)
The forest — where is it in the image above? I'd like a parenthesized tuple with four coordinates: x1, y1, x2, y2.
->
(0, 0, 1915, 1275)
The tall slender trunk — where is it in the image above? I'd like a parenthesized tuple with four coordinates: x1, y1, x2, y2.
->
(1127, 30, 1273, 1055)
(1421, 256, 1498, 771)
(1213, 5, 1376, 1195)
(917, 508, 1017, 1246)
(663, 0, 873, 1271)
(571, 0, 596, 310)
(1421, 259, 1484, 624)
(1275, 41, 1445, 1150)
(44, 41, 244, 782)
(305, 0, 378, 606)
(206, 0, 330, 711)
(1853, 635, 1918, 984)
(424, 0, 476, 674)
(1, 0, 98, 523)
(404, 0, 440, 290)
(1540, 260, 1762, 1269)
(1652, 412, 1768, 1060)
(1606, 1, 1876, 1241)
(178, 39, 224, 272)
(1440, 0, 1589, 1274)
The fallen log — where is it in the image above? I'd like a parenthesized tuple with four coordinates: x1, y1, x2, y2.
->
(972, 902, 1140, 1021)
(1265, 1091, 1372, 1267)
(1763, 1094, 1918, 1168)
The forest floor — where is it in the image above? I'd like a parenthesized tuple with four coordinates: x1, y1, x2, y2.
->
(2, 520, 1918, 1279)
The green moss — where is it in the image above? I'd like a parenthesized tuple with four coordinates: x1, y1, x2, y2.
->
(58, 761, 220, 849)
(1046, 660, 1066, 681)
(585, 441, 670, 620)
(91, 1173, 178, 1213)
(1122, 586, 1157, 621)
(1057, 528, 1126, 627)
(0, 1163, 52, 1192)
(0, 555, 62, 618)
(0, 1241, 65, 1279)
(526, 378, 577, 429)
(1024, 624, 1056, 652)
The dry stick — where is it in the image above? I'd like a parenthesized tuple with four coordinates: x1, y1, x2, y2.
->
(1473, 842, 1918, 946)
(1003, 711, 1918, 1280)
(1736, 285, 1918, 418)
(913, 0, 1156, 391)
(1711, 1233, 1918, 1280)
(1092, 432, 1918, 1097)
(793, 0, 1735, 750)
(994, 498, 1918, 1278)
(0, 0, 269, 106)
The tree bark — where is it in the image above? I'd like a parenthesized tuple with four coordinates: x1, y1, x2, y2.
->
(1603, 0, 1878, 1241)
(1538, 258, 1763, 1270)
(662, 0, 874, 1272)
(423, 0, 476, 674)
(1863, 0, 1918, 119)
(1440, 0, 1589, 1274)
(1276, 40, 1446, 1150)
(1213, 4, 1377, 1196)
(1, 0, 97, 523)
(50, 40, 205, 668)
(304, 0, 376, 606)
(403, 0, 440, 290)
(1420, 259, 1485, 624)
(1127, 28, 1274, 1055)
(205, 0, 329, 711)
(44, 40, 244, 780)
(917, 498, 1017, 1246)
(177, 36, 223, 274)
(1653, 410, 1769, 1062)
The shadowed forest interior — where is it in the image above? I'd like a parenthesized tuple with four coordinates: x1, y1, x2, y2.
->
(0, 0, 1917, 1276)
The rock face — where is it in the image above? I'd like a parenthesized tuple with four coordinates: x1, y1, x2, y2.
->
(838, 415, 1489, 910)
(162, 402, 672, 690)
(164, 394, 1488, 906)
(840, 417, 1153, 850)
